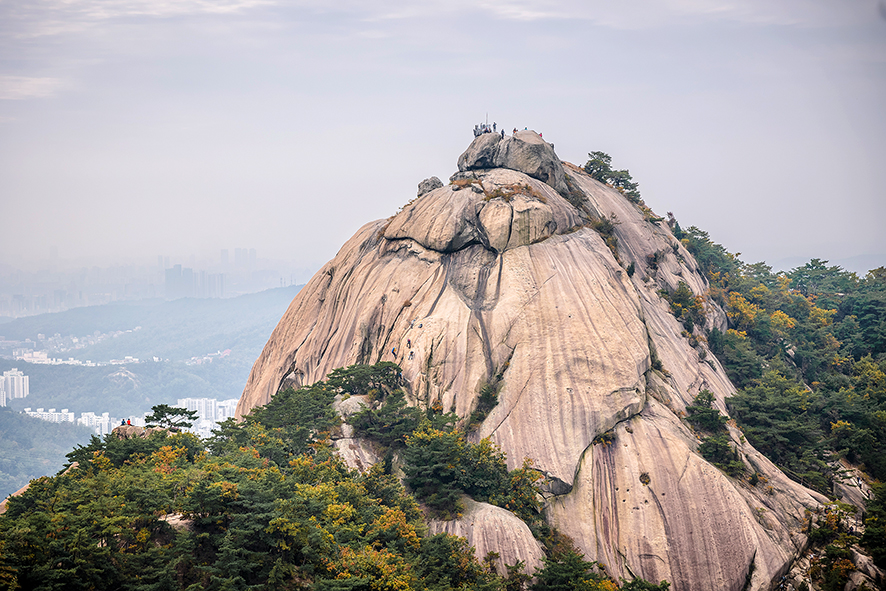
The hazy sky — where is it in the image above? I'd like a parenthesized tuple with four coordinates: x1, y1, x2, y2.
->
(2, 0, 885, 273)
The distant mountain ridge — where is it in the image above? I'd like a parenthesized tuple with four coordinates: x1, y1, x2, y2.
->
(0, 286, 302, 416)
(0, 286, 303, 361)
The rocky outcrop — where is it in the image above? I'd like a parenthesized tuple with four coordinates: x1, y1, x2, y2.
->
(418, 176, 444, 197)
(237, 138, 826, 590)
(457, 130, 568, 195)
(112, 425, 168, 439)
(428, 498, 545, 577)
(331, 394, 381, 472)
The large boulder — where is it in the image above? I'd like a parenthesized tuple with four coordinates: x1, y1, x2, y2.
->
(428, 498, 545, 577)
(418, 176, 444, 197)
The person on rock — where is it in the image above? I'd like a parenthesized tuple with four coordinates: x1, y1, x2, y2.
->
(126, 418, 131, 426)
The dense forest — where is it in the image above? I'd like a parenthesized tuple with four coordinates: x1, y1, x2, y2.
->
(0, 363, 669, 591)
(0, 408, 92, 500)
(673, 225, 886, 490)
(670, 224, 886, 586)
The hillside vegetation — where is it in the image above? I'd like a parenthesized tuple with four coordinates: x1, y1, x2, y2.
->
(671, 224, 886, 582)
(0, 363, 669, 591)
(0, 408, 92, 500)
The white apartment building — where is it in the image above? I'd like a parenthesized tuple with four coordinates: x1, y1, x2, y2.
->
(23, 407, 75, 423)
(175, 397, 241, 438)
(217, 399, 239, 422)
(1, 368, 29, 406)
(177, 397, 218, 422)
(79, 411, 113, 435)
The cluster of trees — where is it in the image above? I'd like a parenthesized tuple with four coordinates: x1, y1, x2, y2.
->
(583, 152, 641, 204)
(674, 225, 886, 569)
(0, 362, 669, 591)
(0, 408, 92, 499)
(684, 391, 742, 478)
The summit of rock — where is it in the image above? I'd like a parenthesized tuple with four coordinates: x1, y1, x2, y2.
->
(457, 130, 568, 195)
(236, 133, 826, 590)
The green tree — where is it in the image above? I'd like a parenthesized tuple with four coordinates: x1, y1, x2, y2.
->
(144, 403, 199, 429)
(685, 390, 727, 433)
(583, 151, 641, 203)
(860, 482, 886, 568)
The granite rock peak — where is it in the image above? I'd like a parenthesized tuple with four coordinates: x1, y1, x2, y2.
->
(237, 135, 825, 590)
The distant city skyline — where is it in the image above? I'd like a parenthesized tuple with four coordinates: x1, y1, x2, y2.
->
(0, 246, 313, 318)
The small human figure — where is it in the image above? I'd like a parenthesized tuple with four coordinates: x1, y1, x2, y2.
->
(127, 418, 131, 426)
(408, 351, 415, 360)
(501, 129, 504, 138)
(513, 128, 517, 135)
(121, 419, 126, 426)
(391, 347, 396, 356)
(407, 339, 412, 348)
(493, 122, 497, 132)
(539, 132, 543, 138)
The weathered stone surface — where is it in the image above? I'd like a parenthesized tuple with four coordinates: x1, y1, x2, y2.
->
(831, 458, 873, 511)
(418, 176, 444, 197)
(330, 394, 381, 472)
(237, 145, 826, 590)
(457, 132, 502, 171)
(428, 498, 545, 577)
(112, 425, 168, 439)
(458, 130, 568, 195)
(546, 399, 824, 591)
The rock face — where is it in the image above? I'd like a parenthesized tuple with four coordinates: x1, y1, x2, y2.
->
(458, 130, 568, 195)
(428, 497, 545, 577)
(237, 136, 826, 590)
(112, 425, 168, 439)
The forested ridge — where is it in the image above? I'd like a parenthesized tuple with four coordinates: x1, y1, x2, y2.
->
(0, 363, 669, 591)
(672, 224, 886, 584)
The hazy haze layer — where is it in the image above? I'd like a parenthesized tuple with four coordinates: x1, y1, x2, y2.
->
(1, 0, 885, 270)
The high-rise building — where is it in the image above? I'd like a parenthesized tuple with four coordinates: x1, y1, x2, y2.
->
(176, 397, 218, 422)
(1, 368, 29, 401)
(216, 399, 240, 421)
(165, 265, 197, 299)
(79, 412, 112, 435)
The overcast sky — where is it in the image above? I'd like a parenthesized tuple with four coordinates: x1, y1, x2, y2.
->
(2, 0, 885, 274)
